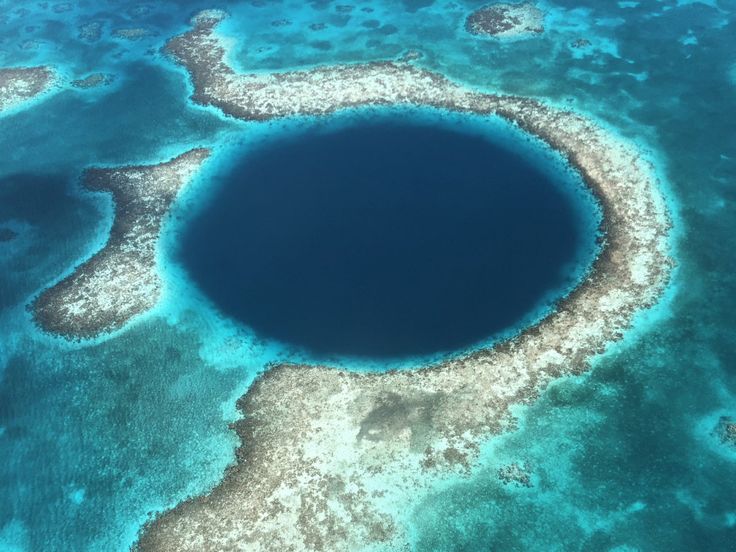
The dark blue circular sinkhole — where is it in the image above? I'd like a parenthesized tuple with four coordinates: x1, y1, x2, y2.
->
(179, 113, 597, 359)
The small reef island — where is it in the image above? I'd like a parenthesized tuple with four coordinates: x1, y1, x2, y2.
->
(465, 2, 545, 40)
(118, 10, 673, 551)
(0, 66, 56, 113)
(71, 72, 114, 89)
(0, 227, 18, 242)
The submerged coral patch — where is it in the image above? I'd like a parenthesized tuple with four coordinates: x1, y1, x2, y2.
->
(71, 73, 114, 89)
(465, 2, 544, 40)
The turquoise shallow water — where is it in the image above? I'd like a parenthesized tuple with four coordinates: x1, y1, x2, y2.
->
(0, 0, 734, 550)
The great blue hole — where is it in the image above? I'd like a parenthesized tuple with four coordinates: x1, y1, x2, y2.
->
(179, 111, 599, 359)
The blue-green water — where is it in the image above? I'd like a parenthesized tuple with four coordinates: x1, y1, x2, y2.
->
(0, 0, 734, 550)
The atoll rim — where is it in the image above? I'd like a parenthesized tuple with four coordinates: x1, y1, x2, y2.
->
(133, 12, 673, 551)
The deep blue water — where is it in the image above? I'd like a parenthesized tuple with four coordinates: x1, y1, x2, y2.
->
(0, 0, 735, 550)
(180, 116, 592, 358)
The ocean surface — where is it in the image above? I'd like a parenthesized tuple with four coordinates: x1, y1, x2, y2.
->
(0, 0, 734, 550)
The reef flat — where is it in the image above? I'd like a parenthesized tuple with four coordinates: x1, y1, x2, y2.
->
(465, 3, 544, 40)
(136, 12, 674, 552)
(0, 66, 55, 113)
(33, 149, 210, 340)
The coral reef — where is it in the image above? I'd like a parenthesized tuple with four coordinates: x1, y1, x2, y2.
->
(33, 149, 210, 339)
(465, 3, 544, 39)
(135, 13, 674, 552)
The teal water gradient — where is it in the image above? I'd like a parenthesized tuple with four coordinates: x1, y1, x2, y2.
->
(0, 0, 734, 550)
